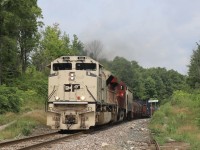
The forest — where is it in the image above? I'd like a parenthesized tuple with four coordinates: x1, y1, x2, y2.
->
(0, 0, 200, 114)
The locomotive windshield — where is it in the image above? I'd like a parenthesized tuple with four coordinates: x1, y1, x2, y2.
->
(76, 63, 96, 70)
(53, 63, 72, 71)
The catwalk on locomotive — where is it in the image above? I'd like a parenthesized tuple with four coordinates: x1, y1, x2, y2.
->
(46, 56, 150, 130)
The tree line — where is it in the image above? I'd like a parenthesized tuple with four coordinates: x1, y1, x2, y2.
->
(0, 0, 200, 113)
(100, 57, 187, 101)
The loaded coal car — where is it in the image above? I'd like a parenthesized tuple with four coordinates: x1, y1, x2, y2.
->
(46, 56, 122, 130)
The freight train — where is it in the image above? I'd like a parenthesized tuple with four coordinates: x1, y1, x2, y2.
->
(46, 56, 151, 130)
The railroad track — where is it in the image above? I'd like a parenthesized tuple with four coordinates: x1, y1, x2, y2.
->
(0, 131, 84, 150)
(0, 123, 119, 150)
(151, 138, 160, 150)
(148, 134, 160, 150)
(0, 120, 160, 150)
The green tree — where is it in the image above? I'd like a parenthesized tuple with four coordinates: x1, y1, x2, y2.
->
(0, 0, 20, 85)
(0, 0, 42, 84)
(130, 61, 145, 99)
(71, 34, 85, 55)
(188, 43, 200, 88)
(15, 0, 43, 74)
(0, 85, 21, 114)
(144, 76, 157, 99)
(32, 24, 84, 72)
(110, 56, 133, 87)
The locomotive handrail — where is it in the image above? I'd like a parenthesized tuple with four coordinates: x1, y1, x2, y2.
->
(46, 86, 56, 111)
(85, 85, 97, 102)
(48, 85, 56, 100)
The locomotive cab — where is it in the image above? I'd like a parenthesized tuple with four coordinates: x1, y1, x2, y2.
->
(46, 56, 116, 130)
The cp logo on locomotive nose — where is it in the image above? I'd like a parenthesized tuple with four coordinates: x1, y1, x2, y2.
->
(65, 84, 80, 92)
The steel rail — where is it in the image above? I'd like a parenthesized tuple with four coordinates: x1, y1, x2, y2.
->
(0, 131, 58, 148)
(0, 124, 106, 150)
(5, 124, 113, 150)
(151, 138, 160, 150)
(18, 131, 84, 150)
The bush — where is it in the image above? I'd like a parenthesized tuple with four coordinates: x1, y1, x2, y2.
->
(20, 121, 36, 136)
(151, 110, 165, 125)
(0, 85, 21, 114)
(150, 90, 200, 149)
(12, 66, 48, 100)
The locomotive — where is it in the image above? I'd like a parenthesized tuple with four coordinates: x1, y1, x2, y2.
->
(46, 56, 149, 130)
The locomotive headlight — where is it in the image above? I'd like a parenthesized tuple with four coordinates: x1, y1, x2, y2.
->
(69, 72, 75, 81)
(80, 96, 85, 100)
(70, 76, 75, 80)
(55, 96, 60, 100)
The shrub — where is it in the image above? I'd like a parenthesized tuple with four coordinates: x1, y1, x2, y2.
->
(0, 85, 21, 114)
(151, 110, 165, 125)
(12, 67, 48, 100)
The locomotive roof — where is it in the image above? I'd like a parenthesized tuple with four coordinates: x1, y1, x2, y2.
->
(47, 56, 103, 68)
(54, 56, 100, 64)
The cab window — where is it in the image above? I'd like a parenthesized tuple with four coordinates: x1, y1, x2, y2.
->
(76, 63, 96, 70)
(53, 63, 72, 71)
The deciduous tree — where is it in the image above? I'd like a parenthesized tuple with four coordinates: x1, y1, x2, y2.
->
(0, 0, 20, 84)
(16, 0, 43, 73)
(188, 43, 200, 88)
(32, 24, 84, 72)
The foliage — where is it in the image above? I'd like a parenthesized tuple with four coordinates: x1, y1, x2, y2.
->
(0, 67, 47, 114)
(15, 0, 43, 73)
(188, 43, 200, 89)
(110, 57, 133, 84)
(0, 85, 21, 114)
(101, 56, 186, 101)
(150, 90, 200, 149)
(72, 34, 85, 55)
(32, 24, 84, 73)
(144, 77, 157, 99)
(0, 111, 46, 140)
(12, 66, 48, 100)
(0, 112, 18, 126)
(0, 0, 20, 85)
(0, 0, 43, 84)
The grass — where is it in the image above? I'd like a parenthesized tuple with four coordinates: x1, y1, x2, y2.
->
(0, 112, 18, 126)
(0, 70, 48, 140)
(0, 90, 46, 140)
(149, 90, 200, 149)
(0, 110, 46, 140)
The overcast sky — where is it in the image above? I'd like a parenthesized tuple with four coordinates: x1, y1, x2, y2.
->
(38, 0, 200, 75)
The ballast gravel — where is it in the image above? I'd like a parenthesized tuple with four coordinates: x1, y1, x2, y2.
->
(40, 119, 152, 150)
